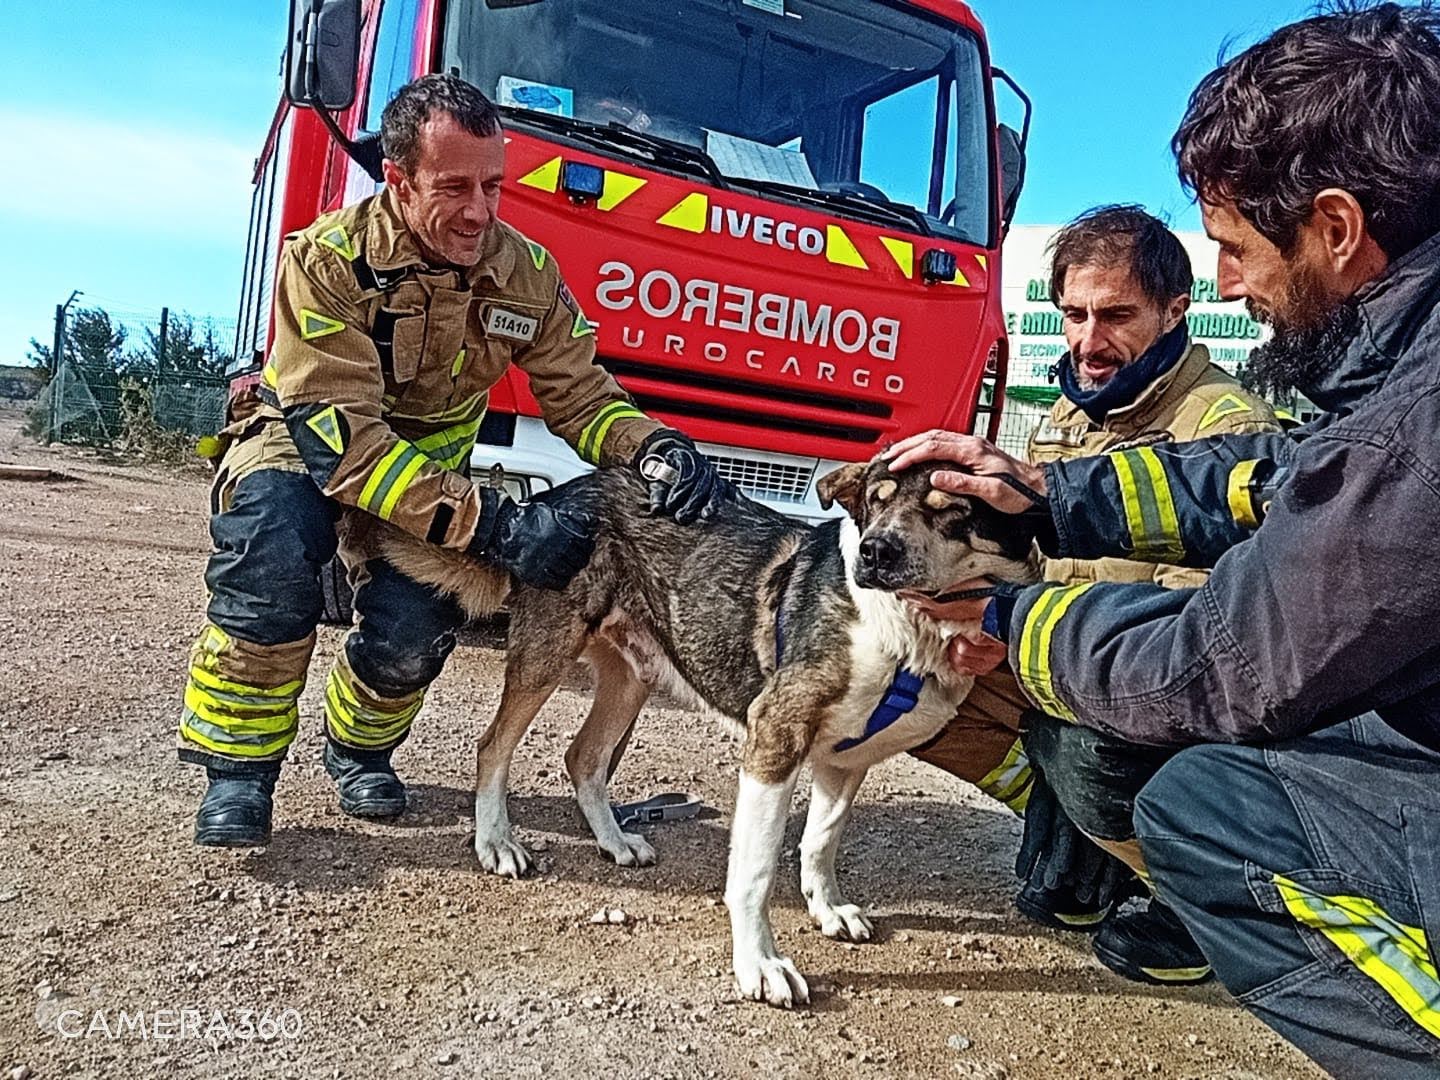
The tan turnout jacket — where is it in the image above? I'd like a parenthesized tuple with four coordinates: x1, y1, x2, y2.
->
(236, 187, 660, 549)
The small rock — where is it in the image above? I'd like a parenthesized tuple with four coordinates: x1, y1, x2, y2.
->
(433, 1050, 457, 1065)
(40, 924, 59, 939)
(947, 1034, 972, 1052)
(941, 995, 962, 1008)
(607, 909, 627, 925)
(589, 909, 609, 924)
(0, 889, 18, 903)
(40, 750, 69, 762)
(531, 839, 550, 852)
(10, 1066, 33, 1080)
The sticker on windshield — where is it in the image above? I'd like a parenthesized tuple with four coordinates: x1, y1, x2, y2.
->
(497, 76, 574, 118)
(742, 0, 786, 14)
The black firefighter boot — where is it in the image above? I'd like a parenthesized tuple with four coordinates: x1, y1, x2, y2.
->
(1092, 898, 1214, 986)
(194, 762, 281, 847)
(324, 741, 407, 819)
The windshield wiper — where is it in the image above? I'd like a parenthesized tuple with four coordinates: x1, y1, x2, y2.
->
(497, 107, 727, 187)
(733, 179, 934, 238)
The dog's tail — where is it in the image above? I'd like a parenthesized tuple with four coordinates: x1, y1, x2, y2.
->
(376, 527, 511, 619)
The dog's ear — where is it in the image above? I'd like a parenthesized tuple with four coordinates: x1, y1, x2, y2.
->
(817, 462, 869, 517)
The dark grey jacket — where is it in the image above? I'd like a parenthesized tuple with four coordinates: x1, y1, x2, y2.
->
(1007, 230, 1440, 753)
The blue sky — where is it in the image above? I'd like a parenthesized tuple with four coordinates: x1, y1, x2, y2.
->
(0, 0, 1319, 367)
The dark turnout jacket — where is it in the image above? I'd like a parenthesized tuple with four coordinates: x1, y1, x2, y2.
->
(1008, 230, 1440, 754)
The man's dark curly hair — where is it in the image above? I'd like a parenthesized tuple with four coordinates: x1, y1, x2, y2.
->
(1047, 204, 1193, 308)
(1173, 2, 1440, 259)
(381, 74, 502, 174)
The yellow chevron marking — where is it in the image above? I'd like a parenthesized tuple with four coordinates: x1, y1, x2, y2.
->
(517, 156, 562, 193)
(317, 225, 358, 261)
(825, 225, 868, 269)
(880, 236, 914, 279)
(299, 308, 346, 340)
(656, 192, 709, 232)
(597, 172, 647, 211)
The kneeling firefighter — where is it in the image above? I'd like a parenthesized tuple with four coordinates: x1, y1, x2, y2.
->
(180, 75, 729, 846)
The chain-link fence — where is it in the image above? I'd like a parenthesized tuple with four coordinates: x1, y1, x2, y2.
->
(28, 303, 235, 449)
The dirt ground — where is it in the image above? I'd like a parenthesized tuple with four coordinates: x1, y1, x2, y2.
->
(0, 406, 1322, 1080)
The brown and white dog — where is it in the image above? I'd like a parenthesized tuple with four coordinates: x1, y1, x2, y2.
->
(382, 456, 1037, 1007)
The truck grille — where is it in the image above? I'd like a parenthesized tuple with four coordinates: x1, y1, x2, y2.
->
(598, 356, 893, 444)
(710, 455, 815, 504)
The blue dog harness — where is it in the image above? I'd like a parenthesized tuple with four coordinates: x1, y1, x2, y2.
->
(774, 603, 924, 754)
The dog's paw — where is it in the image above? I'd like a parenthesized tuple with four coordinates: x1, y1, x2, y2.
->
(474, 831, 532, 879)
(810, 902, 873, 943)
(598, 830, 656, 868)
(732, 952, 810, 1009)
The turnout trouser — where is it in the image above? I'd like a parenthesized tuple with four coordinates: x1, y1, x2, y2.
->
(1028, 710, 1440, 1078)
(908, 667, 1037, 815)
(178, 425, 466, 767)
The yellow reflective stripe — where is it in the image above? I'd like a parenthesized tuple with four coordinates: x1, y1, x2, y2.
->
(1274, 874, 1440, 1038)
(1111, 448, 1185, 563)
(185, 688, 298, 731)
(435, 445, 472, 471)
(323, 671, 423, 749)
(389, 392, 486, 426)
(379, 453, 426, 520)
(578, 402, 630, 462)
(413, 417, 483, 453)
(1228, 459, 1262, 530)
(413, 417, 483, 473)
(1139, 963, 1213, 982)
(187, 666, 303, 702)
(357, 442, 426, 521)
(976, 738, 1033, 814)
(1016, 584, 1097, 722)
(579, 402, 647, 464)
(450, 348, 466, 379)
(1005, 776, 1034, 814)
(180, 712, 295, 758)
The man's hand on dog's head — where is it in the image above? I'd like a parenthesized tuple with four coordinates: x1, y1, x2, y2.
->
(884, 430, 1047, 515)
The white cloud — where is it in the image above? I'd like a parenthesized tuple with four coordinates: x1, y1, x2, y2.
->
(0, 106, 257, 238)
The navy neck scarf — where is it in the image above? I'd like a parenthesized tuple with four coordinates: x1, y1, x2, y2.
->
(1057, 323, 1190, 424)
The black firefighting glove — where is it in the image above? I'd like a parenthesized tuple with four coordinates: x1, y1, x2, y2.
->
(634, 428, 733, 524)
(1015, 766, 1133, 911)
(468, 488, 595, 591)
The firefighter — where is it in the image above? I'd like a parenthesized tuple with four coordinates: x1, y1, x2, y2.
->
(181, 75, 730, 847)
(890, 6, 1440, 1073)
(907, 205, 1279, 984)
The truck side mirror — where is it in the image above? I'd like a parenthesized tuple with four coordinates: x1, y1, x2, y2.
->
(998, 124, 1026, 229)
(285, 0, 361, 112)
(990, 67, 1031, 234)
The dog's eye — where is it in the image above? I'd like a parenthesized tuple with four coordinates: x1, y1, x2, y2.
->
(924, 489, 965, 511)
(939, 511, 977, 542)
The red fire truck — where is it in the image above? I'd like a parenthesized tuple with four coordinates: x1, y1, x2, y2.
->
(233, 0, 1027, 520)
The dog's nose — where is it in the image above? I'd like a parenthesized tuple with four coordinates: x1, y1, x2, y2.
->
(859, 533, 904, 572)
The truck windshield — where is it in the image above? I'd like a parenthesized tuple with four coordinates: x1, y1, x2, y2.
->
(444, 0, 994, 246)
